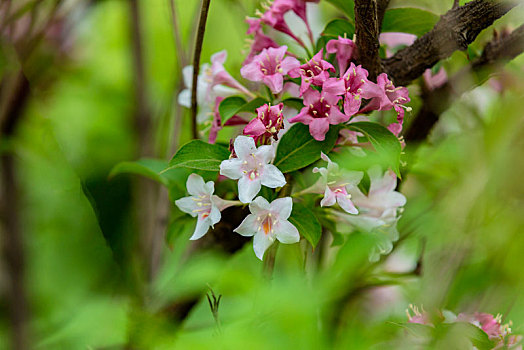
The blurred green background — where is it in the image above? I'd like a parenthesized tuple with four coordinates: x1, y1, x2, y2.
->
(1, 0, 523, 349)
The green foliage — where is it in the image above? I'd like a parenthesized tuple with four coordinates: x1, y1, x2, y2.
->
(110, 158, 170, 186)
(274, 124, 340, 173)
(166, 140, 230, 172)
(381, 8, 439, 37)
(218, 96, 267, 122)
(289, 202, 322, 248)
(325, 0, 355, 20)
(318, 18, 355, 53)
(282, 97, 304, 111)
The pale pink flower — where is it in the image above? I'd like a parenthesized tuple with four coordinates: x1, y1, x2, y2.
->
(241, 45, 300, 94)
(234, 196, 299, 260)
(244, 27, 280, 64)
(312, 152, 363, 214)
(288, 88, 347, 141)
(175, 174, 237, 240)
(244, 103, 285, 145)
(209, 50, 251, 95)
(289, 49, 334, 95)
(360, 73, 411, 136)
(326, 36, 356, 73)
(220, 136, 286, 203)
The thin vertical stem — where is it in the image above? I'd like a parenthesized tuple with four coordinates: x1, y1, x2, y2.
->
(190, 0, 212, 139)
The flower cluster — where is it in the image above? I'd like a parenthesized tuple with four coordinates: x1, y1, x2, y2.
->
(175, 1, 411, 261)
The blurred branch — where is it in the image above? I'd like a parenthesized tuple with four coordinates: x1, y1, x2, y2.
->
(354, 0, 381, 82)
(169, 0, 186, 69)
(376, 0, 390, 31)
(383, 0, 517, 86)
(0, 70, 30, 350)
(405, 24, 524, 142)
(190, 0, 211, 139)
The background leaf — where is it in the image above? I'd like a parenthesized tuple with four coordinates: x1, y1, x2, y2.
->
(274, 124, 340, 173)
(381, 8, 439, 37)
(219, 96, 267, 122)
(289, 202, 322, 248)
(325, 0, 355, 20)
(166, 140, 230, 172)
(322, 19, 355, 39)
(110, 158, 169, 186)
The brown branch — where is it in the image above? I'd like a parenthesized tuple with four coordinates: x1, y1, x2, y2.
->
(190, 0, 212, 139)
(376, 0, 390, 30)
(383, 0, 517, 86)
(354, 0, 381, 82)
(405, 24, 524, 142)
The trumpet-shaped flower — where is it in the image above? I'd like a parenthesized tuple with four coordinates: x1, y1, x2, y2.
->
(175, 174, 236, 240)
(326, 36, 356, 73)
(288, 88, 347, 141)
(241, 45, 300, 94)
(234, 196, 299, 260)
(289, 49, 334, 95)
(220, 136, 286, 203)
(360, 73, 411, 135)
(312, 152, 363, 214)
(244, 103, 285, 145)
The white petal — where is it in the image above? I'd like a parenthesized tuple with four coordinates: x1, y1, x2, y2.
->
(174, 196, 198, 217)
(220, 158, 243, 180)
(182, 66, 193, 88)
(250, 196, 271, 214)
(337, 195, 358, 214)
(255, 144, 275, 164)
(275, 220, 300, 244)
(234, 135, 257, 159)
(384, 191, 407, 208)
(260, 164, 286, 188)
(343, 170, 364, 185)
(270, 197, 293, 220)
(253, 232, 274, 260)
(190, 217, 211, 240)
(234, 214, 258, 237)
(209, 204, 221, 226)
(204, 180, 215, 194)
(211, 195, 237, 211)
(238, 176, 261, 203)
(177, 89, 191, 108)
(186, 173, 208, 196)
(320, 186, 336, 207)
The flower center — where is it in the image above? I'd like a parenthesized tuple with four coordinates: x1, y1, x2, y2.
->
(301, 61, 323, 78)
(242, 154, 263, 180)
(191, 194, 212, 219)
(309, 97, 332, 119)
(259, 54, 281, 75)
(258, 212, 276, 236)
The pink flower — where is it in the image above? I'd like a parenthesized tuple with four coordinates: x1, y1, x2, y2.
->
(288, 88, 348, 141)
(326, 36, 356, 73)
(241, 45, 300, 94)
(209, 50, 252, 96)
(289, 49, 334, 95)
(323, 63, 370, 117)
(244, 103, 285, 145)
(244, 27, 280, 65)
(423, 66, 448, 91)
(209, 97, 249, 144)
(360, 73, 411, 135)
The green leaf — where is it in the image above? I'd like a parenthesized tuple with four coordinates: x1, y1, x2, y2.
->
(325, 0, 355, 20)
(322, 19, 355, 40)
(218, 96, 247, 121)
(345, 122, 402, 176)
(289, 202, 322, 248)
(282, 98, 304, 111)
(274, 124, 340, 173)
(218, 96, 267, 122)
(109, 158, 169, 185)
(381, 8, 439, 37)
(166, 140, 230, 172)
(439, 323, 495, 350)
(389, 322, 433, 338)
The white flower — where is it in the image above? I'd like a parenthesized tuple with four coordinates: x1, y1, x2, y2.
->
(174, 174, 236, 240)
(220, 136, 286, 203)
(178, 51, 249, 124)
(234, 197, 299, 260)
(312, 152, 363, 214)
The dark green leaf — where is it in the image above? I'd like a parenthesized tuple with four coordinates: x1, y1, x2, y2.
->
(282, 98, 304, 111)
(218, 96, 247, 121)
(381, 8, 439, 37)
(345, 122, 402, 176)
(325, 0, 355, 20)
(274, 124, 340, 173)
(166, 140, 230, 172)
(218, 96, 267, 122)
(322, 19, 355, 40)
(289, 202, 322, 248)
(109, 158, 169, 186)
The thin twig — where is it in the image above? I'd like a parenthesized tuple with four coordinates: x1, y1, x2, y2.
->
(191, 0, 212, 139)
